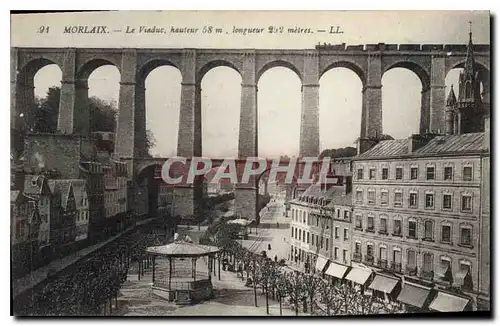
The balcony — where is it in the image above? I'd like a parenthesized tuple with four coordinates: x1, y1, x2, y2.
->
(421, 270, 434, 281)
(421, 237, 434, 242)
(366, 227, 375, 233)
(378, 230, 388, 235)
(390, 262, 402, 273)
(406, 266, 418, 276)
(392, 232, 403, 238)
(365, 255, 375, 265)
(354, 226, 363, 231)
(352, 252, 362, 262)
(377, 259, 388, 269)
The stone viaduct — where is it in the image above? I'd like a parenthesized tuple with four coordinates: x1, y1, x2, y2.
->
(10, 43, 490, 221)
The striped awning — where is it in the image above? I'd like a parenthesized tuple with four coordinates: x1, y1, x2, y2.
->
(428, 291, 470, 312)
(368, 274, 400, 294)
(325, 262, 348, 279)
(397, 283, 432, 308)
(315, 256, 329, 272)
(345, 267, 372, 285)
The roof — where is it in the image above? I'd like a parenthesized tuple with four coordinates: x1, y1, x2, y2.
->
(414, 133, 484, 155)
(298, 184, 352, 206)
(146, 241, 220, 257)
(11, 190, 21, 203)
(357, 133, 485, 160)
(357, 139, 409, 159)
(48, 180, 73, 209)
(70, 180, 87, 209)
(23, 175, 50, 196)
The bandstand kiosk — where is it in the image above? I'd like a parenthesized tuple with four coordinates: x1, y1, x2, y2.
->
(146, 241, 220, 305)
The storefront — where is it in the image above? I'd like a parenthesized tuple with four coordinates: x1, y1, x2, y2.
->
(397, 282, 432, 312)
(368, 273, 401, 301)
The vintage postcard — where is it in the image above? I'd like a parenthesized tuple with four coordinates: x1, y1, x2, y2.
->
(10, 10, 491, 317)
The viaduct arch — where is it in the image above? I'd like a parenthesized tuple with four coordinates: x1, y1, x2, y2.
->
(11, 44, 490, 221)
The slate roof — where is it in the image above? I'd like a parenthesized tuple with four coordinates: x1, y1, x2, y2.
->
(70, 180, 88, 209)
(11, 190, 21, 203)
(23, 175, 47, 195)
(414, 133, 484, 155)
(299, 184, 352, 206)
(357, 139, 409, 159)
(357, 133, 485, 159)
(48, 180, 73, 209)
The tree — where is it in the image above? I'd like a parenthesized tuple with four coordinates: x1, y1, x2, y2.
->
(275, 272, 289, 316)
(301, 273, 323, 314)
(31, 86, 156, 156)
(318, 280, 342, 316)
(284, 271, 306, 316)
(258, 258, 282, 315)
(319, 147, 357, 159)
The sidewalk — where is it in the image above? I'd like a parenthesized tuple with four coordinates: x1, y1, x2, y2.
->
(13, 217, 156, 298)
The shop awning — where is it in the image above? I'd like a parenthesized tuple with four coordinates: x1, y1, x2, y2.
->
(315, 256, 329, 272)
(368, 274, 400, 294)
(435, 262, 451, 280)
(428, 291, 470, 312)
(453, 270, 471, 288)
(325, 262, 348, 279)
(397, 283, 432, 308)
(345, 267, 372, 285)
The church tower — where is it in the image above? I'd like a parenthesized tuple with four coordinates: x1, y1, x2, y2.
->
(455, 24, 485, 133)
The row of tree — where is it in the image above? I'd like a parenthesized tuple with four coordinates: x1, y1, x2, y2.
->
(26, 86, 155, 155)
(201, 221, 405, 316)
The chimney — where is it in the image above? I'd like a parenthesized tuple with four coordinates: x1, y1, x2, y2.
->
(357, 138, 379, 155)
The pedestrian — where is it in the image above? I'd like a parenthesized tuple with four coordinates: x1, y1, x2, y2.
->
(268, 244, 272, 250)
(276, 222, 279, 228)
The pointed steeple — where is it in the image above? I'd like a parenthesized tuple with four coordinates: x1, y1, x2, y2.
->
(464, 21, 475, 78)
(446, 85, 457, 107)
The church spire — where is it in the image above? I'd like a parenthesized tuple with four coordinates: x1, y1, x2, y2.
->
(464, 21, 475, 78)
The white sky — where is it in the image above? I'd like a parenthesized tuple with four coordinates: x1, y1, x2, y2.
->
(25, 11, 489, 158)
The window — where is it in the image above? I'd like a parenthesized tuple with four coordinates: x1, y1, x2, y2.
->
(355, 215, 362, 229)
(393, 220, 402, 236)
(326, 238, 329, 250)
(306, 232, 309, 244)
(408, 221, 417, 239)
(334, 247, 339, 260)
(441, 225, 451, 243)
(337, 209, 340, 218)
(311, 234, 315, 246)
(368, 190, 375, 204)
(369, 168, 376, 180)
(291, 227, 294, 238)
(423, 253, 433, 272)
(424, 220, 433, 240)
(395, 167, 403, 180)
(407, 250, 417, 268)
(461, 195, 472, 212)
(356, 190, 363, 203)
(382, 168, 388, 180)
(443, 194, 452, 209)
(409, 193, 418, 208)
(380, 247, 387, 261)
(425, 193, 434, 208)
(463, 166, 472, 181)
(410, 167, 418, 180)
(380, 218, 387, 233)
(343, 228, 348, 241)
(381, 191, 388, 205)
(367, 244, 374, 257)
(460, 226, 472, 246)
(394, 191, 403, 207)
(344, 210, 349, 219)
(444, 166, 453, 180)
(355, 242, 361, 254)
(367, 216, 374, 231)
(303, 230, 306, 242)
(426, 166, 435, 180)
(357, 168, 363, 180)
(298, 229, 301, 241)
(316, 235, 319, 247)
(335, 226, 339, 239)
(343, 249, 347, 262)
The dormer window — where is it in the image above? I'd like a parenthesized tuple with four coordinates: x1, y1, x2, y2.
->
(31, 178, 37, 186)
